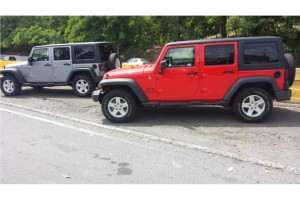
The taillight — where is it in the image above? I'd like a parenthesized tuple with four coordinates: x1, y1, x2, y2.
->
(99, 63, 104, 71)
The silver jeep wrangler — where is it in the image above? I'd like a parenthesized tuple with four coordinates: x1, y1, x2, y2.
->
(0, 42, 121, 97)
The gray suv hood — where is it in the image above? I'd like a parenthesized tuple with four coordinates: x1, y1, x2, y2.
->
(4, 61, 28, 68)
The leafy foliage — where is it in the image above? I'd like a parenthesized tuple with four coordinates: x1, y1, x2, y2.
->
(1, 16, 300, 63)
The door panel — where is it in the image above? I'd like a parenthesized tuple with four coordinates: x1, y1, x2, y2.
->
(51, 46, 72, 82)
(156, 45, 200, 100)
(29, 47, 53, 82)
(201, 42, 238, 100)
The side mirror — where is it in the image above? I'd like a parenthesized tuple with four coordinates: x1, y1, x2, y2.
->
(28, 57, 33, 66)
(159, 60, 168, 74)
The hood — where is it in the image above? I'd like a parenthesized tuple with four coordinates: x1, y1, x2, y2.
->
(4, 61, 28, 68)
(106, 64, 153, 78)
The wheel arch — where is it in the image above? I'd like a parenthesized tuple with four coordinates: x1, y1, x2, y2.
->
(100, 79, 148, 104)
(67, 69, 97, 85)
(224, 77, 278, 105)
(0, 68, 26, 83)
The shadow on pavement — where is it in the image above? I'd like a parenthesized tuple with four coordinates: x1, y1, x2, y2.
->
(103, 105, 300, 128)
(1, 87, 83, 99)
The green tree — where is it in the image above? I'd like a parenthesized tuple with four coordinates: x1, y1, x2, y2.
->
(226, 16, 240, 37)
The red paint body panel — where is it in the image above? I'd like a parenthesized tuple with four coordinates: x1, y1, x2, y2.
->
(105, 40, 286, 102)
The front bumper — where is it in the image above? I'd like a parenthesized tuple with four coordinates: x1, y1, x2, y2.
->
(275, 89, 292, 101)
(92, 90, 101, 102)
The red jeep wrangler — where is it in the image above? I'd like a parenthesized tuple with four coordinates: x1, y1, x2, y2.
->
(92, 36, 295, 123)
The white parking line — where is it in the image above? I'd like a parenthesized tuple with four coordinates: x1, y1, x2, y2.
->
(1, 100, 300, 175)
(0, 107, 155, 151)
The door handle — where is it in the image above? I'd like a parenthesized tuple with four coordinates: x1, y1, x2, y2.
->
(187, 72, 198, 75)
(44, 64, 51, 66)
(64, 63, 71, 66)
(222, 70, 234, 74)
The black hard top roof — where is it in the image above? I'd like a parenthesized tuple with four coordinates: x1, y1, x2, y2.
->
(35, 41, 111, 48)
(166, 36, 281, 46)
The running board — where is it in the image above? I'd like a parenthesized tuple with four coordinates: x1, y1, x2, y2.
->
(142, 101, 228, 107)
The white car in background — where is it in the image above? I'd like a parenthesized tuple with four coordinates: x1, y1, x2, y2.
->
(122, 58, 151, 68)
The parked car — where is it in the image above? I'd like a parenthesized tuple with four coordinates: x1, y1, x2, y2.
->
(0, 42, 121, 97)
(122, 58, 151, 68)
(0, 56, 21, 69)
(92, 36, 295, 123)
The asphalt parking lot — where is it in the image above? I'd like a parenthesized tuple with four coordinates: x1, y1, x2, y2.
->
(1, 86, 300, 183)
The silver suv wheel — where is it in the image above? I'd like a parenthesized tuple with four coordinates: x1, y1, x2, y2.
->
(3, 79, 15, 94)
(0, 75, 21, 96)
(75, 79, 90, 94)
(72, 75, 93, 97)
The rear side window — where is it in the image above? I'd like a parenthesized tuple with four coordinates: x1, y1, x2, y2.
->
(205, 45, 234, 66)
(74, 46, 95, 60)
(243, 42, 279, 64)
(99, 43, 113, 62)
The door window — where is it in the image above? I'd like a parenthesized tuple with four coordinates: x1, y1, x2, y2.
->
(204, 45, 234, 66)
(54, 47, 70, 60)
(164, 47, 195, 67)
(32, 48, 49, 61)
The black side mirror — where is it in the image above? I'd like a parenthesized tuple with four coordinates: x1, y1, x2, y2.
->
(28, 57, 33, 66)
(159, 60, 168, 74)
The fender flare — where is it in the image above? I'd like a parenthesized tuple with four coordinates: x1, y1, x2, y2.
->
(223, 76, 279, 101)
(67, 68, 98, 82)
(0, 68, 26, 83)
(100, 78, 148, 103)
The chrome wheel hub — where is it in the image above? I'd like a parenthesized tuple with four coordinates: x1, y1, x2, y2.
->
(76, 79, 89, 94)
(242, 95, 265, 117)
(3, 80, 15, 93)
(108, 97, 129, 118)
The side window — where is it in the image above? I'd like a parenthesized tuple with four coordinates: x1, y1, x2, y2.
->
(99, 43, 113, 61)
(74, 46, 95, 60)
(243, 42, 279, 64)
(205, 45, 234, 66)
(32, 48, 49, 61)
(54, 47, 70, 61)
(164, 47, 195, 67)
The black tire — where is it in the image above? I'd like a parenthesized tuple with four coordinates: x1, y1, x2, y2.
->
(72, 75, 94, 97)
(101, 89, 137, 123)
(233, 88, 273, 123)
(284, 53, 296, 87)
(0, 75, 22, 96)
(108, 53, 122, 71)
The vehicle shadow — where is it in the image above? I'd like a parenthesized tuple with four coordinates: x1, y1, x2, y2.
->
(1, 87, 81, 99)
(109, 106, 300, 128)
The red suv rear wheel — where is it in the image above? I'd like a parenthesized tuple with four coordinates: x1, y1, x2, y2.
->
(233, 88, 273, 123)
